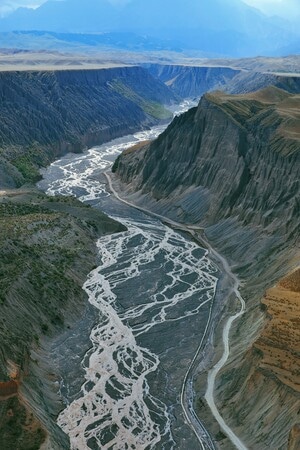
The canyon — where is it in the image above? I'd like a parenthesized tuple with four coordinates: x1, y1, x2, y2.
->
(0, 64, 177, 449)
(0, 60, 299, 449)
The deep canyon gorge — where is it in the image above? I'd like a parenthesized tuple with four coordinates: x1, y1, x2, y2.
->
(0, 60, 299, 450)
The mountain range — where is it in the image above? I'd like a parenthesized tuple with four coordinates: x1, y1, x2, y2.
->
(1, 0, 299, 57)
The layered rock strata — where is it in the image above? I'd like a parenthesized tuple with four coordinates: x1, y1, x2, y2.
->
(146, 63, 300, 98)
(145, 64, 241, 98)
(0, 66, 176, 188)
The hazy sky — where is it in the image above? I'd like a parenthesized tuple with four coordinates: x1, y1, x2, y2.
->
(0, 0, 132, 18)
(0, 0, 44, 16)
(0, 0, 299, 19)
(243, 0, 300, 19)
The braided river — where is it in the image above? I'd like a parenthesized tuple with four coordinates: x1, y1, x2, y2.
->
(38, 101, 221, 450)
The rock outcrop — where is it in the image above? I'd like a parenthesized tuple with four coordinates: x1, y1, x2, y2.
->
(112, 87, 300, 449)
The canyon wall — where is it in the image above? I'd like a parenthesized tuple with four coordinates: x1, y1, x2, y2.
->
(145, 64, 240, 98)
(112, 87, 300, 449)
(225, 71, 300, 95)
(146, 63, 300, 99)
(0, 66, 176, 188)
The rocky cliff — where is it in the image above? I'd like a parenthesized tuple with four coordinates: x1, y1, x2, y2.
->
(145, 64, 241, 98)
(0, 66, 176, 188)
(146, 63, 300, 99)
(225, 70, 300, 95)
(113, 87, 299, 235)
(112, 87, 300, 449)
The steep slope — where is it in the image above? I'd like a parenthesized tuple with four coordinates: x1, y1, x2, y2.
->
(145, 64, 241, 98)
(146, 63, 300, 98)
(0, 66, 176, 188)
(225, 71, 300, 95)
(213, 267, 300, 450)
(255, 269, 300, 394)
(113, 87, 299, 234)
(112, 87, 300, 449)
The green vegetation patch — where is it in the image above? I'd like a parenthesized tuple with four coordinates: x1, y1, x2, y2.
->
(11, 145, 51, 185)
(110, 79, 172, 120)
(12, 155, 41, 183)
(0, 192, 95, 364)
(0, 202, 52, 217)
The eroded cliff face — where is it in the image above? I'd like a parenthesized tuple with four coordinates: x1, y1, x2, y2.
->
(146, 63, 300, 99)
(112, 87, 300, 449)
(235, 268, 300, 448)
(213, 266, 300, 450)
(225, 71, 300, 95)
(0, 66, 176, 188)
(114, 87, 299, 237)
(145, 64, 241, 98)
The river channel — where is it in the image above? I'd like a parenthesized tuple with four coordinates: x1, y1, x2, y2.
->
(38, 101, 220, 450)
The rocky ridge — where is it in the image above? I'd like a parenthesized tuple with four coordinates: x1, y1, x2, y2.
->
(113, 86, 299, 235)
(112, 87, 300, 449)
